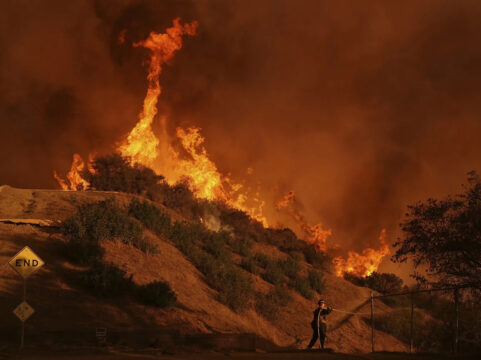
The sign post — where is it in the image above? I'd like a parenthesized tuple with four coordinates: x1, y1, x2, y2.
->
(8, 246, 45, 349)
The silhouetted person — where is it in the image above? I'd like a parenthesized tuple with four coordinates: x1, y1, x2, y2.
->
(307, 299, 332, 349)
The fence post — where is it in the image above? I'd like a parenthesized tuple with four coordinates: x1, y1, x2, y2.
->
(410, 292, 414, 353)
(370, 291, 374, 353)
(454, 288, 459, 353)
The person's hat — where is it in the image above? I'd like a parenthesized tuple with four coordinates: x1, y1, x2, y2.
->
(318, 299, 325, 305)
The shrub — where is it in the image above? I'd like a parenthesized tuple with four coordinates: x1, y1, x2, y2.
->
(263, 261, 286, 286)
(241, 257, 259, 275)
(303, 246, 330, 270)
(156, 180, 201, 220)
(87, 153, 163, 194)
(128, 199, 171, 236)
(344, 272, 404, 295)
(253, 252, 270, 268)
(290, 275, 314, 299)
(137, 281, 177, 308)
(216, 266, 253, 312)
(81, 262, 134, 296)
(205, 231, 231, 262)
(170, 221, 208, 253)
(278, 257, 301, 279)
(61, 199, 143, 263)
(229, 237, 253, 257)
(255, 286, 293, 322)
(219, 206, 253, 238)
(373, 309, 452, 352)
(308, 270, 325, 293)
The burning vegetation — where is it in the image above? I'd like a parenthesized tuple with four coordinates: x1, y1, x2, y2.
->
(54, 18, 391, 278)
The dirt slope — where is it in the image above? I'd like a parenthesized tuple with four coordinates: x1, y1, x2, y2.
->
(0, 186, 407, 353)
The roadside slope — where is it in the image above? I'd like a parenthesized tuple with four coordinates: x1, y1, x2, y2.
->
(0, 186, 407, 352)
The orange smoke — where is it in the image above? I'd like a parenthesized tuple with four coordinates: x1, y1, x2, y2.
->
(332, 229, 391, 277)
(275, 191, 332, 251)
(53, 153, 90, 191)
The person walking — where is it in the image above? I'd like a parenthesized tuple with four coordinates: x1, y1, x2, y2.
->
(307, 299, 332, 349)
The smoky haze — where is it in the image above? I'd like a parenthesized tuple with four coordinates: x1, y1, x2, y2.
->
(2, 0, 481, 268)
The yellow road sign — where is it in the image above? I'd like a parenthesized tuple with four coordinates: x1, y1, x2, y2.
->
(8, 246, 45, 279)
(13, 301, 35, 322)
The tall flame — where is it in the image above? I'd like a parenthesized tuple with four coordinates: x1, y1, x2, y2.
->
(275, 191, 332, 251)
(333, 229, 391, 277)
(53, 18, 390, 277)
(119, 18, 198, 168)
(116, 19, 267, 225)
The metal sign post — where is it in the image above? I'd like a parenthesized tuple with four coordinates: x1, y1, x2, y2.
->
(370, 291, 374, 353)
(8, 246, 45, 350)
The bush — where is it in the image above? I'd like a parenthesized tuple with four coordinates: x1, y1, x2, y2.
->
(229, 237, 253, 257)
(344, 272, 404, 295)
(373, 309, 452, 352)
(128, 199, 171, 236)
(290, 275, 314, 299)
(255, 286, 293, 322)
(253, 253, 270, 268)
(205, 231, 231, 262)
(81, 262, 134, 296)
(170, 221, 209, 253)
(155, 180, 201, 220)
(241, 257, 259, 275)
(303, 246, 330, 270)
(278, 257, 301, 279)
(137, 281, 177, 308)
(308, 270, 325, 293)
(263, 261, 286, 286)
(61, 199, 143, 263)
(87, 153, 163, 194)
(216, 266, 253, 312)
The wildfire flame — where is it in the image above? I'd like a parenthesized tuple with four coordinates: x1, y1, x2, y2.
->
(53, 153, 91, 191)
(275, 191, 332, 251)
(332, 229, 391, 277)
(118, 18, 198, 168)
(53, 18, 390, 277)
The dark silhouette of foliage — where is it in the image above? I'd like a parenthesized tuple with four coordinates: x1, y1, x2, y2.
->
(81, 262, 134, 296)
(344, 272, 403, 295)
(308, 270, 326, 293)
(128, 198, 171, 236)
(137, 281, 177, 308)
(290, 275, 314, 299)
(393, 172, 481, 289)
(61, 198, 143, 263)
(87, 153, 163, 194)
(255, 285, 293, 322)
(241, 256, 260, 275)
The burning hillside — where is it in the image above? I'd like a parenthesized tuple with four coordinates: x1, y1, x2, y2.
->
(54, 18, 390, 278)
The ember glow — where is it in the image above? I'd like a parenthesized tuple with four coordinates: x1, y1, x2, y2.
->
(333, 229, 391, 277)
(53, 17, 390, 276)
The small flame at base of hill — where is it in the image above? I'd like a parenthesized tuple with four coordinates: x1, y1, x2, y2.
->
(332, 229, 390, 278)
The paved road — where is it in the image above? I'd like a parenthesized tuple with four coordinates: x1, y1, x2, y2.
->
(1, 347, 479, 360)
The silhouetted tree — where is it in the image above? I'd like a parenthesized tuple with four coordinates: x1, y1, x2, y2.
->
(393, 171, 481, 289)
(86, 153, 163, 194)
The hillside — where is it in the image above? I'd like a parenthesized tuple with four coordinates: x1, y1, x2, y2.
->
(0, 185, 407, 353)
